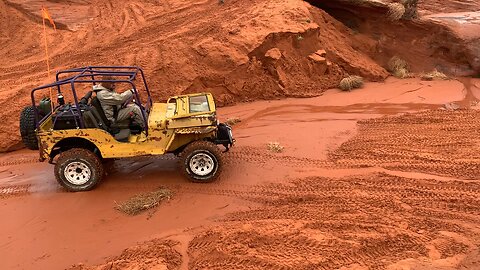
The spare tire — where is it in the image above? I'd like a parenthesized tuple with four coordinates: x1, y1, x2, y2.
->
(20, 106, 39, 150)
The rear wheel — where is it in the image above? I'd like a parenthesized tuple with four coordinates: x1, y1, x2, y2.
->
(19, 106, 38, 150)
(180, 141, 223, 182)
(55, 148, 104, 192)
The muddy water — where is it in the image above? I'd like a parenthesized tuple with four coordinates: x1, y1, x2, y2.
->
(0, 78, 473, 269)
(238, 102, 440, 124)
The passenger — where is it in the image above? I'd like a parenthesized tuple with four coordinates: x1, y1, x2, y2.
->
(92, 76, 145, 129)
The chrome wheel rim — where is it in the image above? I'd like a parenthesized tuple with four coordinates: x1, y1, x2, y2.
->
(64, 161, 91, 185)
(189, 153, 215, 176)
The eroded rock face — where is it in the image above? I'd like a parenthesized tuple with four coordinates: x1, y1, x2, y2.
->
(181, 2, 389, 105)
(305, 0, 480, 76)
(425, 12, 480, 75)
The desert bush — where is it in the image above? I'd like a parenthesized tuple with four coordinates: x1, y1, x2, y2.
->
(115, 188, 173, 215)
(388, 56, 411, 78)
(393, 68, 412, 79)
(225, 117, 241, 126)
(339, 75, 364, 91)
(420, 70, 449, 81)
(388, 56, 408, 71)
(267, 142, 284, 153)
(387, 3, 405, 21)
(401, 0, 418, 19)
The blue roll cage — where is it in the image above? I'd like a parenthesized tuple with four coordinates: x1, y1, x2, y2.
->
(31, 66, 153, 134)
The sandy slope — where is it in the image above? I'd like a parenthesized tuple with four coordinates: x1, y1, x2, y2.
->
(0, 0, 393, 152)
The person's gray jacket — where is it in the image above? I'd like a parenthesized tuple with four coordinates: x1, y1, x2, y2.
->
(93, 85, 133, 122)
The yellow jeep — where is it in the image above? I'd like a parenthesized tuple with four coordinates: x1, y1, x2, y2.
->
(20, 66, 234, 191)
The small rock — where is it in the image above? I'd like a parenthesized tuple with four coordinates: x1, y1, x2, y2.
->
(308, 53, 326, 63)
(443, 102, 460, 110)
(265, 48, 282, 60)
(314, 49, 327, 57)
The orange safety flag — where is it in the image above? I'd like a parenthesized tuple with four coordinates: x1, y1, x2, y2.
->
(41, 6, 56, 111)
(41, 6, 56, 30)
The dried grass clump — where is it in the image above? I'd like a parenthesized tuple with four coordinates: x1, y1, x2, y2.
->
(387, 3, 405, 21)
(401, 0, 418, 19)
(267, 142, 284, 153)
(225, 117, 241, 126)
(115, 188, 173, 215)
(339, 75, 364, 91)
(388, 56, 408, 71)
(388, 56, 412, 79)
(420, 70, 449, 81)
(393, 68, 413, 79)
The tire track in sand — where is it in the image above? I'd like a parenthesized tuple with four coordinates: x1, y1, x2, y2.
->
(186, 173, 480, 269)
(329, 109, 480, 180)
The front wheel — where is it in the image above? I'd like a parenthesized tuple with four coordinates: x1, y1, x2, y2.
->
(54, 148, 104, 192)
(180, 141, 223, 182)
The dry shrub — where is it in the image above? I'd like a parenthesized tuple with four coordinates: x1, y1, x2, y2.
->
(393, 68, 413, 79)
(225, 117, 241, 126)
(115, 188, 173, 215)
(387, 3, 405, 21)
(339, 75, 364, 91)
(388, 56, 408, 71)
(267, 142, 284, 153)
(420, 70, 449, 81)
(388, 56, 411, 79)
(401, 0, 418, 19)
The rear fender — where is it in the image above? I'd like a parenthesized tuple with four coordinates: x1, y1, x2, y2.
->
(47, 137, 101, 162)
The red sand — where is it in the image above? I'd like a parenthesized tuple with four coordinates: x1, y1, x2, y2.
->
(1, 0, 480, 269)
(1, 78, 480, 269)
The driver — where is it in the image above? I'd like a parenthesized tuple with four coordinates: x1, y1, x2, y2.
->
(92, 76, 145, 129)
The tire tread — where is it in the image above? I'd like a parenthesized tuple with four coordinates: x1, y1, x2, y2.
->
(20, 106, 38, 150)
(179, 141, 223, 183)
(55, 148, 103, 192)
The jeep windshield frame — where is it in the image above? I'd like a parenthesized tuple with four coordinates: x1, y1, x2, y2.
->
(31, 66, 153, 134)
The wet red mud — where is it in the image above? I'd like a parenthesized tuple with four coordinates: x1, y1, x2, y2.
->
(1, 78, 480, 269)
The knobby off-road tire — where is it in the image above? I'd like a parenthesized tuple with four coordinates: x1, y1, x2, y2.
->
(55, 148, 104, 192)
(20, 106, 38, 150)
(180, 141, 223, 183)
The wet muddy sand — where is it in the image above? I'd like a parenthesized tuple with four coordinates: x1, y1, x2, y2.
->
(1, 78, 480, 269)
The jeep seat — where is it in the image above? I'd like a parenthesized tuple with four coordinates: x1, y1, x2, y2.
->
(90, 97, 131, 141)
(90, 97, 130, 129)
